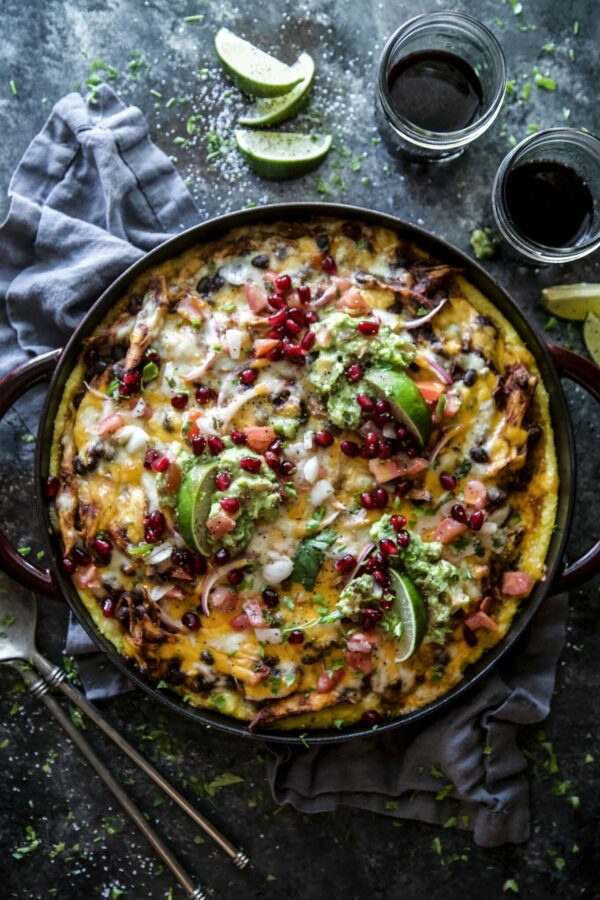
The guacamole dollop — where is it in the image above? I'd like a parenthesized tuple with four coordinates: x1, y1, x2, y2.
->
(370, 517, 468, 643)
(207, 446, 281, 554)
(336, 573, 380, 617)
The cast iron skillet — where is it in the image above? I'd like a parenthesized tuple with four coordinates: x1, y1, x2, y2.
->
(1, 203, 599, 746)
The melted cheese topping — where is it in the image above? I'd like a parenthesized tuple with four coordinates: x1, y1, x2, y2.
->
(50, 220, 558, 731)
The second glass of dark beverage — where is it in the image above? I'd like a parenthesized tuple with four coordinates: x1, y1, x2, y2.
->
(377, 11, 507, 161)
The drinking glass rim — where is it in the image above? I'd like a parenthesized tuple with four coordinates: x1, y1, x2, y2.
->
(377, 10, 507, 150)
(492, 127, 600, 263)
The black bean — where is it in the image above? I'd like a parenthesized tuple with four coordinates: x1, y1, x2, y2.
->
(470, 446, 489, 463)
(463, 369, 477, 387)
(315, 233, 330, 253)
(200, 650, 214, 665)
(251, 254, 269, 269)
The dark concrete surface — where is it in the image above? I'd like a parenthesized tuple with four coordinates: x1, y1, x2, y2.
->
(0, 1, 599, 898)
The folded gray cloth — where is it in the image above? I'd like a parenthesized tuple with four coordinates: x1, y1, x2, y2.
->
(0, 84, 569, 847)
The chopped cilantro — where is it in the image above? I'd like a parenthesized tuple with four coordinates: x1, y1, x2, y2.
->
(291, 529, 337, 590)
(205, 773, 243, 797)
(503, 879, 519, 894)
(534, 73, 557, 91)
(454, 458, 472, 479)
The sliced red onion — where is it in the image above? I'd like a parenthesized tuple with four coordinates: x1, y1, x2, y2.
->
(428, 424, 463, 465)
(417, 351, 453, 385)
(149, 583, 174, 601)
(200, 555, 253, 616)
(219, 384, 267, 430)
(343, 542, 376, 584)
(401, 299, 447, 330)
(216, 360, 252, 407)
(182, 350, 220, 383)
(312, 284, 340, 308)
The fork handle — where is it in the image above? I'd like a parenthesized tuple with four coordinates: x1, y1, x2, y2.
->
(19, 663, 205, 900)
(31, 650, 248, 869)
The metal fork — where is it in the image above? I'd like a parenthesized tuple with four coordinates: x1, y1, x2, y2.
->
(0, 590, 249, 894)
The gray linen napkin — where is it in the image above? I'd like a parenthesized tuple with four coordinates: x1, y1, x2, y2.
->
(0, 85, 569, 846)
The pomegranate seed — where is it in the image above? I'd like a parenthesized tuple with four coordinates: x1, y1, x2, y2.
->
(362, 607, 382, 625)
(192, 435, 206, 456)
(144, 448, 159, 469)
(357, 320, 380, 336)
(288, 629, 305, 644)
(373, 570, 389, 587)
(335, 554, 357, 573)
(315, 430, 334, 448)
(214, 548, 230, 565)
(361, 491, 375, 510)
(284, 318, 301, 337)
(372, 551, 388, 568)
(321, 255, 337, 274)
(208, 436, 225, 455)
(92, 537, 113, 556)
(102, 597, 116, 618)
(171, 393, 188, 410)
(230, 429, 247, 446)
(396, 530, 411, 547)
(284, 344, 305, 364)
(451, 504, 467, 523)
(268, 327, 285, 340)
(379, 538, 397, 556)
(145, 529, 159, 543)
(123, 369, 141, 388)
(192, 554, 207, 575)
(357, 393, 375, 413)
(469, 511, 485, 531)
(147, 511, 165, 533)
(279, 459, 295, 476)
(341, 440, 361, 457)
(144, 348, 161, 365)
(341, 221, 363, 240)
(361, 710, 381, 726)
(172, 548, 193, 570)
(182, 611, 201, 631)
(220, 497, 240, 514)
(266, 344, 283, 362)
(301, 330, 316, 352)
(373, 413, 390, 428)
(346, 363, 363, 383)
(269, 438, 284, 454)
(195, 385, 214, 405)
(375, 399, 390, 414)
(227, 569, 243, 585)
(390, 514, 407, 531)
(275, 274, 292, 294)
(44, 476, 59, 499)
(364, 557, 378, 573)
(268, 293, 287, 310)
(304, 310, 318, 324)
(406, 445, 419, 458)
(262, 588, 280, 608)
(240, 456, 261, 473)
(72, 547, 92, 567)
(240, 368, 257, 386)
(215, 472, 231, 491)
(380, 593, 394, 611)
(62, 556, 76, 574)
(396, 424, 409, 441)
(268, 309, 288, 327)
(265, 451, 280, 471)
(373, 488, 388, 509)
(394, 480, 411, 498)
(440, 472, 457, 490)
(151, 455, 170, 473)
(287, 308, 305, 325)
(297, 285, 311, 303)
(364, 432, 380, 458)
(378, 441, 393, 459)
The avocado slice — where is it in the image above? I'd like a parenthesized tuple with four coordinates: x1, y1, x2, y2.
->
(364, 367, 432, 446)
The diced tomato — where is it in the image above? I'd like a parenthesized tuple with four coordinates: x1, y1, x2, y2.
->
(263, 270, 278, 285)
(254, 338, 281, 358)
(336, 287, 370, 315)
(243, 426, 276, 452)
(415, 381, 445, 403)
(344, 650, 373, 675)
(74, 565, 101, 590)
(502, 571, 533, 596)
(433, 517, 468, 545)
(406, 458, 429, 479)
(444, 391, 461, 418)
(95, 413, 124, 435)
(346, 631, 378, 653)
(464, 479, 487, 509)
(368, 456, 428, 484)
(242, 598, 265, 627)
(164, 586, 184, 600)
(317, 667, 345, 693)
(465, 610, 497, 632)
(244, 281, 268, 313)
(230, 613, 251, 631)
(206, 511, 236, 539)
(211, 586, 238, 612)
(331, 276, 353, 293)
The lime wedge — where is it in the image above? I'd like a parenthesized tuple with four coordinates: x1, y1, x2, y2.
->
(177, 461, 218, 555)
(238, 52, 315, 126)
(541, 283, 600, 321)
(388, 570, 428, 662)
(583, 312, 600, 366)
(215, 28, 303, 97)
(364, 368, 432, 446)
(235, 129, 332, 179)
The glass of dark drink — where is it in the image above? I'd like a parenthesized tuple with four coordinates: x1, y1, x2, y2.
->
(492, 128, 600, 264)
(377, 11, 506, 161)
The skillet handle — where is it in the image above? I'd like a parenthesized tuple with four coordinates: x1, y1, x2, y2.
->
(0, 350, 63, 601)
(548, 343, 600, 592)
